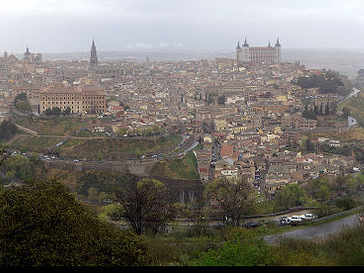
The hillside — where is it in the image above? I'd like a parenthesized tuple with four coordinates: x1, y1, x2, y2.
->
(339, 91, 364, 127)
(150, 151, 200, 180)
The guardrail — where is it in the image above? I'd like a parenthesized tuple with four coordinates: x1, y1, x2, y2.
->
(311, 205, 364, 224)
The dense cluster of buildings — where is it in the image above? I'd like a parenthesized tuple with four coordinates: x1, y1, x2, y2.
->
(0, 38, 360, 199)
(0, 42, 106, 115)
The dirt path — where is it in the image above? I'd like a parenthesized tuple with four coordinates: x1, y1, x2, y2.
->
(264, 214, 359, 245)
(5, 134, 27, 145)
(14, 123, 38, 136)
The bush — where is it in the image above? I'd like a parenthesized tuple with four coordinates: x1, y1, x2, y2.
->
(14, 93, 32, 113)
(189, 235, 274, 266)
(335, 197, 357, 210)
(0, 181, 149, 266)
(0, 120, 18, 141)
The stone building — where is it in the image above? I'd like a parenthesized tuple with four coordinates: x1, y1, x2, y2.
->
(23, 47, 42, 64)
(39, 84, 106, 114)
(236, 38, 281, 66)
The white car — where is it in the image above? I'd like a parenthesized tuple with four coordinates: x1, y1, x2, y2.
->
(301, 213, 316, 221)
(289, 216, 303, 225)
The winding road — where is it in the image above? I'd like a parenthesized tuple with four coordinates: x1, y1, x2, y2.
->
(264, 214, 360, 245)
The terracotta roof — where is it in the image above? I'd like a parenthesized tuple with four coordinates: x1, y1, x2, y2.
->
(221, 144, 233, 158)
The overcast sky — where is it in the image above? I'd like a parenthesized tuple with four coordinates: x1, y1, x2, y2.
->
(1, 0, 364, 53)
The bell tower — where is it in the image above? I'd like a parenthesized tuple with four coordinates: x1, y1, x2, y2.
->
(90, 40, 98, 67)
(275, 37, 281, 64)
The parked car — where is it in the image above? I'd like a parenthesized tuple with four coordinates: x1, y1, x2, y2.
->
(244, 221, 262, 228)
(280, 216, 291, 225)
(289, 215, 303, 225)
(300, 213, 317, 221)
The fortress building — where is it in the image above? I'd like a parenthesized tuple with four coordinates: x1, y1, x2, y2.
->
(236, 38, 281, 66)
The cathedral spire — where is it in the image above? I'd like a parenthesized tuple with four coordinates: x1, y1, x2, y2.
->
(243, 37, 249, 47)
(268, 41, 271, 47)
(236, 41, 241, 49)
(90, 39, 98, 67)
(275, 37, 281, 47)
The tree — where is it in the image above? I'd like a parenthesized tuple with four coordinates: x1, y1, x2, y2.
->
(116, 178, 176, 235)
(87, 187, 99, 202)
(302, 110, 317, 120)
(14, 93, 32, 113)
(204, 176, 256, 227)
(63, 106, 71, 115)
(15, 93, 27, 101)
(98, 191, 108, 204)
(0, 181, 148, 266)
(0, 121, 18, 141)
(0, 154, 41, 183)
(273, 184, 306, 211)
(304, 138, 315, 153)
(317, 184, 330, 202)
(0, 145, 11, 168)
(44, 107, 62, 116)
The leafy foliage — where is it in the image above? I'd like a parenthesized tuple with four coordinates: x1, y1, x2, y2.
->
(190, 230, 274, 266)
(0, 181, 148, 266)
(0, 154, 43, 184)
(0, 120, 18, 142)
(204, 177, 256, 227)
(293, 71, 345, 94)
(44, 107, 62, 116)
(274, 184, 306, 211)
(302, 110, 317, 120)
(116, 178, 176, 235)
(78, 170, 138, 196)
(14, 93, 32, 113)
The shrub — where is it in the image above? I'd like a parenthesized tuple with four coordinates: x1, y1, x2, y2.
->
(335, 197, 357, 210)
(189, 237, 274, 266)
(0, 181, 149, 266)
(0, 120, 18, 141)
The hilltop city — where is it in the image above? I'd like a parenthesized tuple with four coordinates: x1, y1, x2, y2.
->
(2, 36, 364, 266)
(0, 38, 362, 196)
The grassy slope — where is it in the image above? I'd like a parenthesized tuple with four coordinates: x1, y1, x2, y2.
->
(8, 134, 181, 160)
(307, 127, 364, 142)
(14, 116, 89, 136)
(339, 92, 364, 127)
(59, 135, 182, 160)
(10, 136, 65, 153)
(150, 151, 200, 180)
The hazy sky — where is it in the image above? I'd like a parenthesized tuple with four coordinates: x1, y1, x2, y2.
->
(1, 0, 364, 53)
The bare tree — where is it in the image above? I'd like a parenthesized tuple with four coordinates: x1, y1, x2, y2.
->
(116, 178, 176, 235)
(0, 145, 11, 167)
(204, 176, 256, 227)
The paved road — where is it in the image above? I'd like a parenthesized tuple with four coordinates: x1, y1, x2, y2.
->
(338, 87, 361, 104)
(264, 214, 360, 245)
